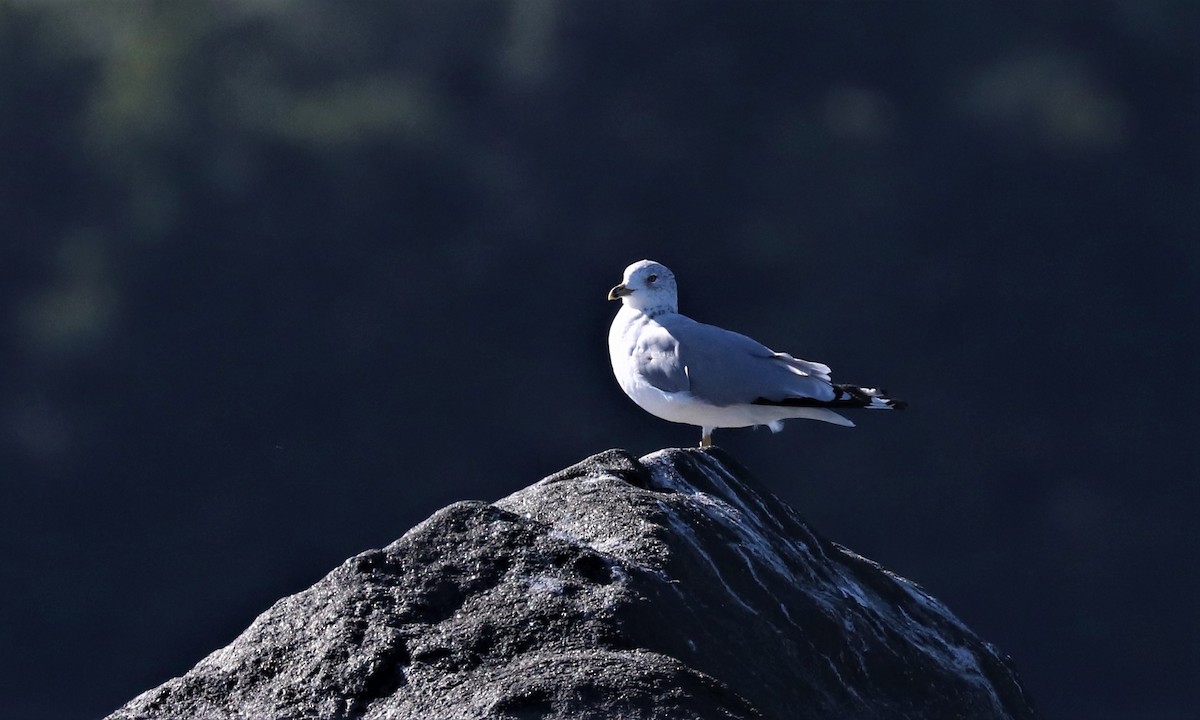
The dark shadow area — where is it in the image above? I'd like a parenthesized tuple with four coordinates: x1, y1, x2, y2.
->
(0, 2, 1195, 719)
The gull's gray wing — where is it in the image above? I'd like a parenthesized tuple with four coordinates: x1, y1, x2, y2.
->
(648, 313, 837, 407)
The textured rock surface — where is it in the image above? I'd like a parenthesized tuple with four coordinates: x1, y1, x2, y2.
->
(107, 448, 1037, 719)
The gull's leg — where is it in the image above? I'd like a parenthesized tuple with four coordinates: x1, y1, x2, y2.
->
(700, 428, 713, 448)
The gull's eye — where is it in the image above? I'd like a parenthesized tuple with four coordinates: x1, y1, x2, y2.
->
(647, 274, 658, 284)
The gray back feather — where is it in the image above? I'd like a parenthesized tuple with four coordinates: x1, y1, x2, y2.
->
(646, 314, 836, 406)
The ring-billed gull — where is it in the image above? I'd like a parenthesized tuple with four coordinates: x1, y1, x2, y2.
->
(607, 259, 905, 447)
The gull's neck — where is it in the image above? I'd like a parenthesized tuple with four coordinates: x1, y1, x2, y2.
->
(633, 302, 677, 320)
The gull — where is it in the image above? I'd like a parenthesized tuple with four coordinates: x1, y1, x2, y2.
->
(607, 259, 905, 447)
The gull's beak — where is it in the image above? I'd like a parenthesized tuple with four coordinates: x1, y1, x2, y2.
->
(607, 283, 633, 301)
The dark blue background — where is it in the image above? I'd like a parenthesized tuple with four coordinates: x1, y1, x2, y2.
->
(1, 2, 1196, 718)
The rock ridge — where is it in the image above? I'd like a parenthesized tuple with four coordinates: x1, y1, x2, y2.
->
(106, 447, 1037, 720)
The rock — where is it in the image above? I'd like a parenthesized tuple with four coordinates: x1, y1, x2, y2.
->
(106, 448, 1037, 719)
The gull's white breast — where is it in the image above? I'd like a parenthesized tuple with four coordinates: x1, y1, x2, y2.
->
(608, 306, 790, 430)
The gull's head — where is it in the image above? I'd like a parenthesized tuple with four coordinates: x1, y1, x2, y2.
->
(607, 259, 678, 315)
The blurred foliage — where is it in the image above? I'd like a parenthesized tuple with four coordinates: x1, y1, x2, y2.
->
(0, 2, 1196, 719)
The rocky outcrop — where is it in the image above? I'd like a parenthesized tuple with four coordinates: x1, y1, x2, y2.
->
(107, 448, 1036, 719)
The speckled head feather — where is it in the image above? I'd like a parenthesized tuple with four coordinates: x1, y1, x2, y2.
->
(608, 260, 678, 318)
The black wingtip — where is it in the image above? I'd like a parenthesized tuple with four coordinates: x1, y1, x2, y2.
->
(753, 384, 908, 411)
